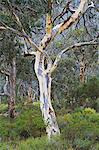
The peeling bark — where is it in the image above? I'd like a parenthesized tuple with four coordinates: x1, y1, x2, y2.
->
(35, 60, 60, 137)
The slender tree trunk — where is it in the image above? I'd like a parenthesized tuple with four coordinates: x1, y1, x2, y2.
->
(8, 57, 16, 118)
(79, 60, 85, 83)
(35, 52, 60, 138)
(27, 79, 33, 103)
(0, 96, 1, 104)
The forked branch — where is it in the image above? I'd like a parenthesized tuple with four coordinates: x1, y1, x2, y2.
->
(41, 0, 92, 50)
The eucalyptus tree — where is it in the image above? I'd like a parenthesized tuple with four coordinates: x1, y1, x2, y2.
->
(0, 0, 44, 117)
(0, 32, 17, 118)
(0, 0, 98, 138)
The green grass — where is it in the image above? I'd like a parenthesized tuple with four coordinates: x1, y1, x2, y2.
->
(0, 103, 8, 113)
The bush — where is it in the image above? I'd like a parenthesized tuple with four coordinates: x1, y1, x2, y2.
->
(59, 108, 99, 150)
(0, 103, 8, 113)
(53, 76, 99, 110)
(74, 77, 99, 108)
(0, 103, 45, 141)
(0, 107, 99, 150)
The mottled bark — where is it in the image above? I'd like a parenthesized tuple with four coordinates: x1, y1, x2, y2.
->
(35, 59, 60, 137)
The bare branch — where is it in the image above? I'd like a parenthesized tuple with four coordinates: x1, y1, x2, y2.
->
(50, 40, 99, 73)
(0, 69, 10, 76)
(40, 0, 92, 50)
(58, 0, 89, 33)
(0, 22, 43, 53)
(35, 0, 91, 73)
(53, 1, 71, 23)
(0, 93, 9, 96)
(0, 26, 7, 30)
(24, 51, 37, 57)
(52, 0, 95, 35)
(69, 1, 94, 13)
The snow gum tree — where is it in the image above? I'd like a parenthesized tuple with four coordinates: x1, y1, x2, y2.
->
(0, 0, 98, 138)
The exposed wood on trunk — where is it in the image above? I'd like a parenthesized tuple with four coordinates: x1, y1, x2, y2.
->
(35, 68, 60, 138)
(33, 0, 60, 137)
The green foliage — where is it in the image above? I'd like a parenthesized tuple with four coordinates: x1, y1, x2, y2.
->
(0, 32, 16, 61)
(16, 57, 34, 81)
(73, 28, 86, 38)
(77, 77, 99, 99)
(0, 103, 45, 141)
(53, 76, 99, 110)
(0, 103, 8, 113)
(73, 138, 91, 150)
(58, 108, 99, 150)
(0, 106, 99, 150)
(0, 136, 68, 150)
(17, 136, 68, 150)
(73, 77, 99, 109)
(0, 0, 46, 35)
(55, 41, 63, 49)
(0, 142, 12, 150)
(52, 57, 78, 102)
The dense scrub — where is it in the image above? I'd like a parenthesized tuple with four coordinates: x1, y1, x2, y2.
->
(53, 77, 99, 111)
(0, 77, 99, 150)
(0, 104, 99, 150)
(0, 103, 45, 141)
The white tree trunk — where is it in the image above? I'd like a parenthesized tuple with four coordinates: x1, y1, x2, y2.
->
(35, 52, 60, 138)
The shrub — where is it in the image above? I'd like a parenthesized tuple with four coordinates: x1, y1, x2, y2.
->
(58, 108, 99, 150)
(0, 103, 45, 141)
(0, 136, 68, 150)
(0, 103, 8, 113)
(74, 77, 99, 108)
